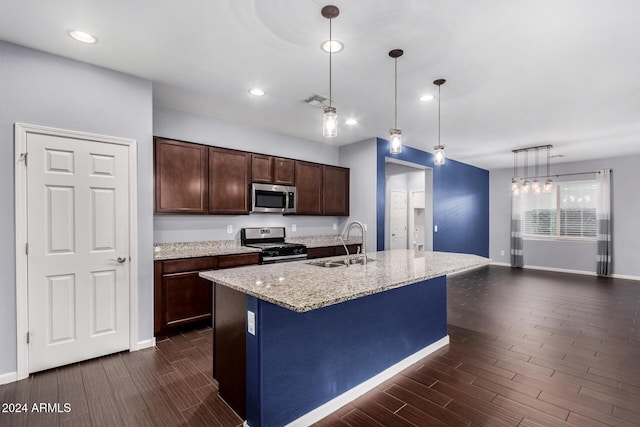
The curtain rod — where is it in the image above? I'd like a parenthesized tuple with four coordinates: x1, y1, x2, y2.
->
(524, 169, 611, 179)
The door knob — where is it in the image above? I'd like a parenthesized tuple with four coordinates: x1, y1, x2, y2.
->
(110, 256, 127, 263)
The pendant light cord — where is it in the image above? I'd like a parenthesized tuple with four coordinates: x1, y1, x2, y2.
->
(438, 84, 441, 146)
(394, 58, 398, 128)
(329, 17, 332, 108)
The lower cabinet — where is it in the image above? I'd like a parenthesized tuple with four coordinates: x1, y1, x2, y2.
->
(306, 244, 361, 259)
(154, 252, 259, 336)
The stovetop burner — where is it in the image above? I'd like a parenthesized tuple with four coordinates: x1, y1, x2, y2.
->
(241, 227, 307, 264)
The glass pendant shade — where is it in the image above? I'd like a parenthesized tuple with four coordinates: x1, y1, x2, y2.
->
(544, 179, 553, 193)
(323, 106, 337, 137)
(532, 178, 541, 194)
(389, 129, 402, 154)
(434, 145, 445, 165)
(522, 179, 530, 194)
(511, 178, 519, 192)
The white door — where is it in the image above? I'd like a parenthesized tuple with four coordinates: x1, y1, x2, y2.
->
(390, 189, 408, 249)
(26, 131, 130, 373)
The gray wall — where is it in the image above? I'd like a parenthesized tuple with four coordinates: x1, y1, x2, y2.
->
(490, 154, 640, 277)
(153, 107, 345, 242)
(0, 41, 154, 376)
(337, 139, 378, 253)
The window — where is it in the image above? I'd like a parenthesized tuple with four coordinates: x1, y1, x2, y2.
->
(521, 180, 597, 240)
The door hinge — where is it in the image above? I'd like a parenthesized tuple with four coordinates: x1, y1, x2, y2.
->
(26, 332, 30, 344)
(19, 152, 28, 166)
(25, 242, 29, 255)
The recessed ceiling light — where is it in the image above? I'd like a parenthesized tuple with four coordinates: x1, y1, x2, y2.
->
(419, 94, 434, 102)
(345, 118, 357, 125)
(67, 29, 98, 44)
(321, 40, 344, 53)
(249, 88, 266, 96)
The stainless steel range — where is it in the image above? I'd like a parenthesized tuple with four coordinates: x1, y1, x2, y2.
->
(240, 227, 307, 264)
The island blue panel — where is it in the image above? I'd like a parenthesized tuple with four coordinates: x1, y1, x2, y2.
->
(245, 276, 447, 427)
(376, 138, 489, 257)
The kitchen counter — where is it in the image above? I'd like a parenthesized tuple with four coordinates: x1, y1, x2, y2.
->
(200, 249, 489, 312)
(201, 249, 489, 427)
(153, 234, 362, 260)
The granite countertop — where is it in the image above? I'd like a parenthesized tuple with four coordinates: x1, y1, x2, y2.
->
(154, 240, 261, 260)
(200, 249, 490, 312)
(153, 235, 363, 260)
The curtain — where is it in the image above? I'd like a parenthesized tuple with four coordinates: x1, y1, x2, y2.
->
(596, 169, 612, 276)
(510, 190, 524, 268)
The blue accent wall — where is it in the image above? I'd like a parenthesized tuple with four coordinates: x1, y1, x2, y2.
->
(245, 276, 447, 427)
(376, 138, 489, 257)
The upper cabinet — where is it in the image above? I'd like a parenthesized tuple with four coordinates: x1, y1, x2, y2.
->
(323, 165, 350, 216)
(154, 137, 349, 216)
(154, 137, 208, 214)
(251, 154, 295, 185)
(295, 161, 323, 215)
(209, 147, 251, 214)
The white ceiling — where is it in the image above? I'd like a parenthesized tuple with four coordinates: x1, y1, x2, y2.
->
(1, 0, 639, 170)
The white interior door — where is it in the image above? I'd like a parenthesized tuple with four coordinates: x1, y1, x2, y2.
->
(390, 189, 408, 249)
(26, 131, 130, 373)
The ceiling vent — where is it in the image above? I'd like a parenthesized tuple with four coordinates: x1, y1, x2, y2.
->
(303, 94, 331, 108)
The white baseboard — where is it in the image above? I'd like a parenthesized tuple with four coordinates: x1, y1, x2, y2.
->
(136, 337, 156, 350)
(0, 371, 18, 385)
(282, 335, 450, 427)
(490, 262, 640, 282)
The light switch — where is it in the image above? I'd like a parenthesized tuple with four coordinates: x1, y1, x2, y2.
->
(333, 223, 337, 231)
(434, 225, 438, 232)
(226, 224, 233, 234)
(292, 224, 297, 232)
(247, 311, 256, 335)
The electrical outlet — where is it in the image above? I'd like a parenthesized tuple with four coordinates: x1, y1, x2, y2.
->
(292, 224, 297, 232)
(333, 223, 337, 231)
(500, 250, 505, 256)
(247, 311, 255, 335)
(226, 224, 233, 234)
(434, 225, 438, 232)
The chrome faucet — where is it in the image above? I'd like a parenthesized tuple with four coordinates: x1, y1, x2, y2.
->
(340, 221, 367, 265)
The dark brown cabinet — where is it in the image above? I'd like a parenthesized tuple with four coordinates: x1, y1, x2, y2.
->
(295, 161, 323, 215)
(323, 165, 350, 216)
(306, 244, 361, 259)
(154, 252, 259, 335)
(251, 154, 295, 185)
(209, 147, 251, 214)
(154, 138, 208, 214)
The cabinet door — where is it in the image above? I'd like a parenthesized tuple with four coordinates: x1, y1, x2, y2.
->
(209, 147, 251, 214)
(162, 272, 212, 328)
(154, 138, 208, 214)
(294, 161, 323, 215)
(218, 253, 260, 269)
(251, 154, 273, 183)
(273, 157, 295, 185)
(323, 165, 350, 216)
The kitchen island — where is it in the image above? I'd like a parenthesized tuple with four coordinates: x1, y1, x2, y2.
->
(200, 249, 489, 427)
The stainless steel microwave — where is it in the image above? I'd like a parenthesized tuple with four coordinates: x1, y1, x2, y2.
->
(251, 183, 297, 214)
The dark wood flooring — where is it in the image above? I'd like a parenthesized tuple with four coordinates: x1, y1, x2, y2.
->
(1, 265, 639, 426)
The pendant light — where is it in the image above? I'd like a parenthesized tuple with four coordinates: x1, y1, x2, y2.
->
(433, 79, 446, 165)
(544, 145, 553, 193)
(532, 148, 541, 194)
(389, 49, 403, 154)
(512, 151, 520, 194)
(321, 5, 339, 138)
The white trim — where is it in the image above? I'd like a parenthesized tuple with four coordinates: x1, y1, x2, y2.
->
(136, 337, 157, 350)
(283, 335, 449, 427)
(490, 261, 511, 267)
(490, 262, 640, 282)
(14, 123, 139, 379)
(0, 371, 18, 386)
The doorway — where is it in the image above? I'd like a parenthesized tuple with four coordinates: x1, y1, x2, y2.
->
(384, 159, 433, 251)
(15, 123, 139, 379)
